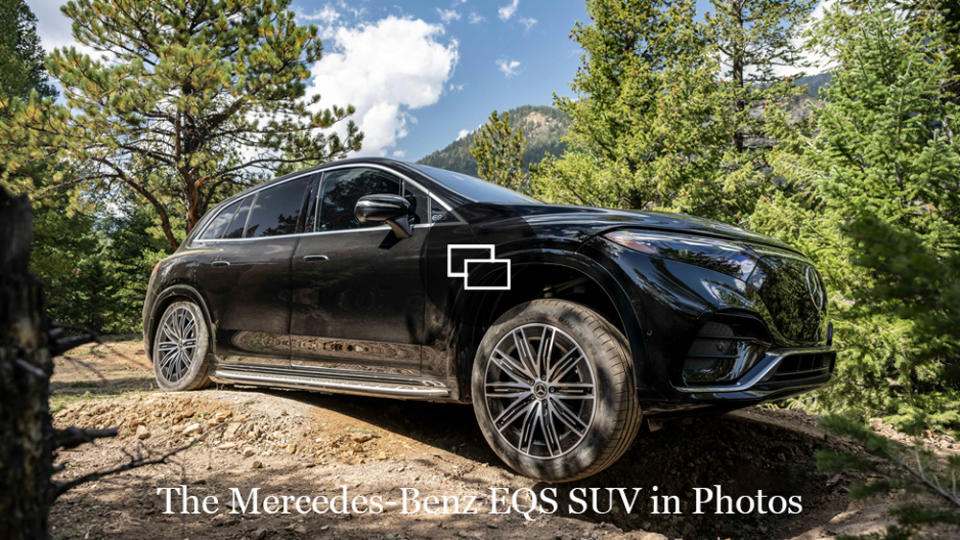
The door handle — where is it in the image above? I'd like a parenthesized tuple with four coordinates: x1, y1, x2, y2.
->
(211, 260, 230, 267)
(303, 254, 329, 262)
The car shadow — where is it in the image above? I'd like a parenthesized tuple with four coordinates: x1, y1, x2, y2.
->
(226, 387, 848, 539)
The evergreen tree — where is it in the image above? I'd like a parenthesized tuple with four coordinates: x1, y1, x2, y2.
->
(469, 110, 527, 192)
(0, 0, 55, 109)
(752, 0, 960, 432)
(0, 0, 362, 250)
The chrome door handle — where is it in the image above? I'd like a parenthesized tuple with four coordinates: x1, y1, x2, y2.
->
(303, 254, 329, 262)
(211, 260, 230, 267)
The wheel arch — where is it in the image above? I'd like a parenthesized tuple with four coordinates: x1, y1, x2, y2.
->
(145, 283, 216, 363)
(451, 249, 646, 401)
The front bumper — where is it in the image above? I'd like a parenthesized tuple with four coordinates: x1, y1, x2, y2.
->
(672, 345, 836, 400)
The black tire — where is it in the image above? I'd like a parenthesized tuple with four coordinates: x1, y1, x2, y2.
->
(471, 299, 642, 482)
(152, 300, 212, 391)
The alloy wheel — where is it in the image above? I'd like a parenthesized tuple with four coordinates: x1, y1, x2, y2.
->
(483, 323, 597, 459)
(156, 305, 199, 384)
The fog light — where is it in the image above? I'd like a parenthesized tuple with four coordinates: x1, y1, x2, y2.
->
(682, 319, 771, 385)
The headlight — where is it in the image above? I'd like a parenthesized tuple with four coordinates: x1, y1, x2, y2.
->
(603, 229, 758, 281)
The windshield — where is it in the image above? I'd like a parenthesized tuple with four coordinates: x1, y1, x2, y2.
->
(411, 164, 542, 204)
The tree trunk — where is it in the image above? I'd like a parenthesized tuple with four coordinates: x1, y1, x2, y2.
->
(0, 186, 53, 539)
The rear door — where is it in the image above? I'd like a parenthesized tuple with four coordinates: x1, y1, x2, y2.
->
(193, 174, 315, 364)
(289, 166, 430, 374)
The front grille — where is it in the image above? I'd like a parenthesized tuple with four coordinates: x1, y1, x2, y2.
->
(749, 251, 827, 343)
(769, 352, 835, 382)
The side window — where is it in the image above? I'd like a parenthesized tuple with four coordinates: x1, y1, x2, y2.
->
(224, 196, 254, 239)
(431, 198, 458, 224)
(199, 198, 242, 240)
(244, 177, 311, 238)
(403, 182, 430, 226)
(316, 168, 401, 232)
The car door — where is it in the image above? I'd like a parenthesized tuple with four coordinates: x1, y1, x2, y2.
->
(289, 166, 430, 374)
(193, 174, 315, 364)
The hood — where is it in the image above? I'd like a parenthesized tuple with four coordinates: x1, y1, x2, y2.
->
(506, 204, 799, 253)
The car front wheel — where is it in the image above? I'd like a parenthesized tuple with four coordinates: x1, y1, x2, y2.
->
(471, 299, 642, 481)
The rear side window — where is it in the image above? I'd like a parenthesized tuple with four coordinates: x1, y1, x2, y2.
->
(244, 177, 311, 238)
(199, 198, 242, 240)
(317, 168, 401, 232)
(224, 196, 254, 239)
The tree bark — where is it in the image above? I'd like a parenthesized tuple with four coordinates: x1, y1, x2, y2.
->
(0, 186, 53, 539)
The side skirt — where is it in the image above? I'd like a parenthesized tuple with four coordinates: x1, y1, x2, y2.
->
(210, 361, 458, 401)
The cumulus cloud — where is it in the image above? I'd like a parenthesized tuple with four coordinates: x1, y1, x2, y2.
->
(518, 16, 537, 31)
(498, 0, 519, 21)
(436, 8, 460, 24)
(496, 59, 521, 78)
(297, 5, 340, 24)
(308, 16, 459, 156)
(468, 12, 485, 24)
(28, 0, 100, 56)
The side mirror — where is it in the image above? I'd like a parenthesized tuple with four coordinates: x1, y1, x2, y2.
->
(355, 194, 413, 239)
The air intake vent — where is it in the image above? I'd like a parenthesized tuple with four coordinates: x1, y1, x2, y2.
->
(682, 317, 771, 385)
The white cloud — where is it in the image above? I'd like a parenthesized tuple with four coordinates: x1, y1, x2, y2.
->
(28, 0, 94, 55)
(468, 12, 485, 24)
(297, 5, 339, 24)
(436, 8, 460, 24)
(518, 16, 537, 31)
(392, 149, 406, 159)
(498, 0, 519, 21)
(308, 16, 459, 157)
(456, 129, 470, 140)
(774, 0, 837, 77)
(496, 58, 521, 78)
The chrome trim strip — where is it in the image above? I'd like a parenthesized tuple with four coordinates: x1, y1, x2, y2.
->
(213, 369, 451, 397)
(190, 162, 464, 245)
(673, 346, 835, 393)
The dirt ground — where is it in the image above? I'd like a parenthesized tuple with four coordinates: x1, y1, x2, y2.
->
(47, 338, 960, 539)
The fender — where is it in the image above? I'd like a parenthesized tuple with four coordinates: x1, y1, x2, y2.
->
(450, 246, 648, 397)
(144, 283, 216, 362)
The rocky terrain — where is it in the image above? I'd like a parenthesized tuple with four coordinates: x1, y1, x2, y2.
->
(47, 339, 958, 539)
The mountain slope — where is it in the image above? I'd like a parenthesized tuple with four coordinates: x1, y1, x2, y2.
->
(417, 105, 570, 175)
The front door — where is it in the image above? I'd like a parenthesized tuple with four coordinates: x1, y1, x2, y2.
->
(289, 166, 430, 375)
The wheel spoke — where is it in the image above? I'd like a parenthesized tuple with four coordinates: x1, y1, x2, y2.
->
(548, 348, 583, 383)
(491, 350, 535, 385)
(541, 400, 563, 457)
(512, 328, 539, 379)
(550, 396, 588, 436)
(485, 381, 531, 398)
(518, 401, 540, 453)
(537, 326, 556, 381)
(494, 394, 534, 430)
(552, 382, 595, 399)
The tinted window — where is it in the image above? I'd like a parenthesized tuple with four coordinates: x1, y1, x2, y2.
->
(199, 198, 242, 239)
(244, 177, 311, 238)
(404, 181, 429, 225)
(410, 163, 541, 204)
(224, 196, 254, 239)
(431, 198, 457, 223)
(317, 168, 401, 231)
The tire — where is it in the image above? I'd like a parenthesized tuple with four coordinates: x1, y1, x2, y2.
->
(152, 300, 212, 391)
(471, 299, 642, 482)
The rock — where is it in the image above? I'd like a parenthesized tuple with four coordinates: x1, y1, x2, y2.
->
(223, 422, 242, 440)
(242, 446, 256, 457)
(251, 460, 263, 469)
(217, 442, 236, 450)
(286, 444, 296, 455)
(136, 425, 150, 440)
(868, 417, 883, 430)
(182, 423, 202, 436)
(351, 433, 373, 444)
(252, 527, 268, 540)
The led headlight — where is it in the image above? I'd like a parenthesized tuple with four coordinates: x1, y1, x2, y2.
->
(603, 229, 758, 281)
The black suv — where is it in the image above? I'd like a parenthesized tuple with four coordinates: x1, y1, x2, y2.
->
(143, 158, 835, 481)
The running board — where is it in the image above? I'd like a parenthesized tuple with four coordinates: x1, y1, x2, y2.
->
(212, 367, 452, 399)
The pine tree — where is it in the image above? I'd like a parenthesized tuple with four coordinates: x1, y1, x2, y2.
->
(469, 110, 527, 192)
(752, 0, 960, 432)
(0, 0, 55, 109)
(0, 0, 362, 250)
(534, 0, 812, 224)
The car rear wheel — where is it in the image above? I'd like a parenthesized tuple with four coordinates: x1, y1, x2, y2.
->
(471, 299, 642, 481)
(153, 300, 212, 391)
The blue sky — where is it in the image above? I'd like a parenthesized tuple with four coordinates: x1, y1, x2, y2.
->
(27, 0, 824, 162)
